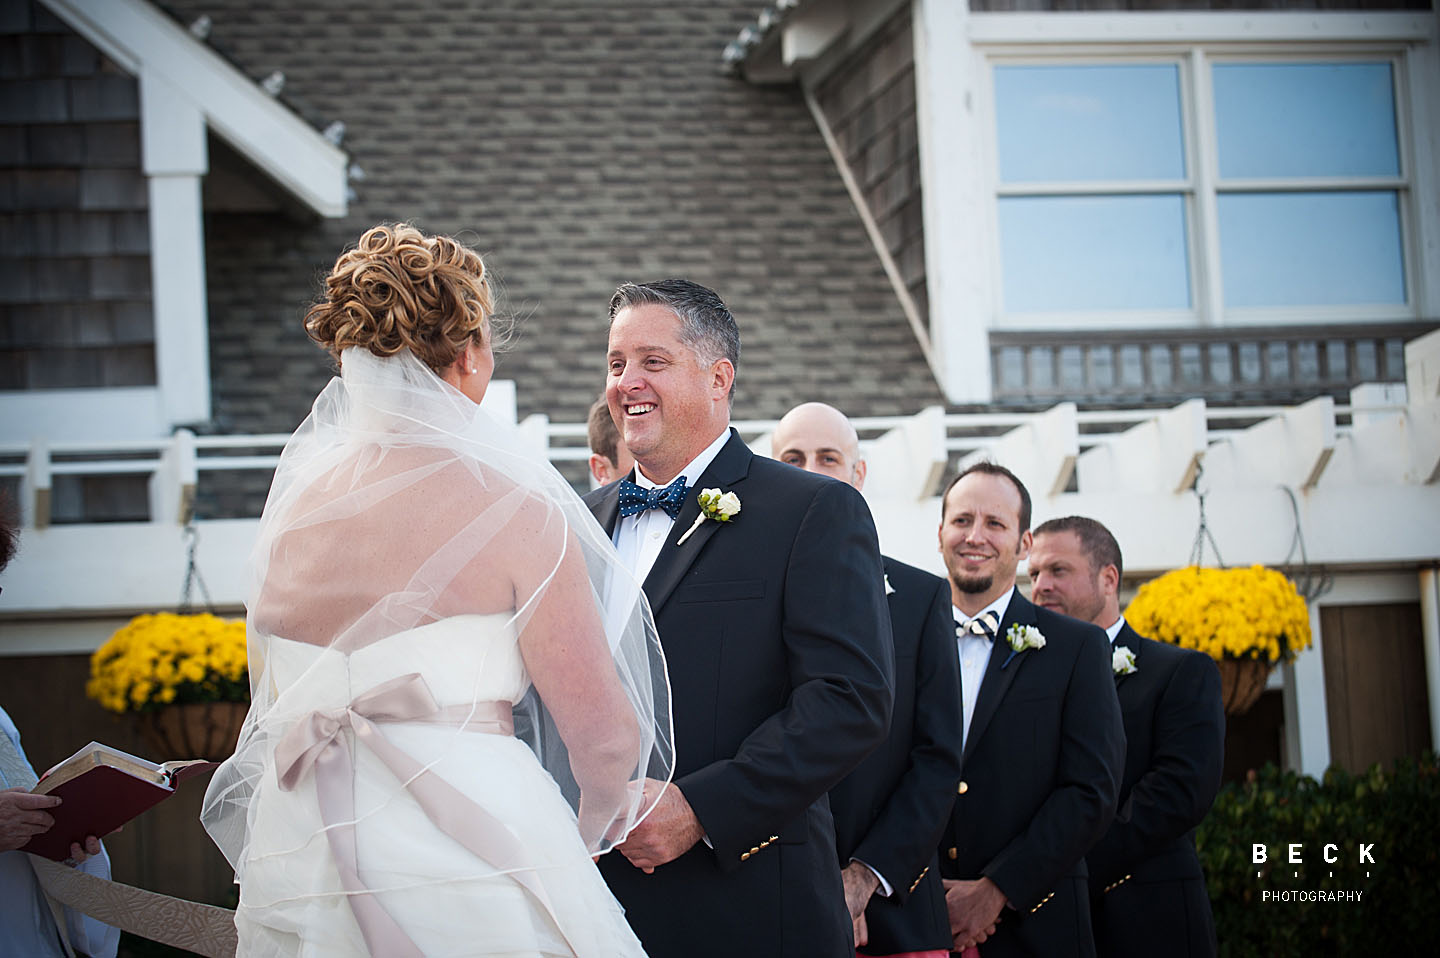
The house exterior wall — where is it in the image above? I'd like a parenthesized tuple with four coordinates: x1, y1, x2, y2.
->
(914, 0, 1440, 405)
(0, 0, 153, 393)
(159, 0, 943, 452)
(812, 8, 929, 328)
(970, 1, 1431, 10)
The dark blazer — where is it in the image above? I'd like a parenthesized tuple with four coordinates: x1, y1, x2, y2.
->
(586, 430, 894, 958)
(830, 556, 963, 955)
(939, 589, 1124, 958)
(1088, 623, 1224, 958)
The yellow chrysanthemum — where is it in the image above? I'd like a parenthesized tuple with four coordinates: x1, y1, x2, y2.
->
(87, 612, 250, 714)
(1124, 565, 1312, 664)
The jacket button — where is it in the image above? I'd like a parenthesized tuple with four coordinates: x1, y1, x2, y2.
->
(947, 846, 957, 860)
(957, 781, 968, 794)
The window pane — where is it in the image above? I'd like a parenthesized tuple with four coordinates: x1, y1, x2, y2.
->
(1000, 195, 1190, 311)
(1218, 192, 1405, 306)
(1213, 63, 1399, 178)
(995, 64, 1185, 182)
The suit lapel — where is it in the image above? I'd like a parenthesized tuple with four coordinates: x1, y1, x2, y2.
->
(642, 430, 751, 615)
(961, 587, 1030, 768)
(592, 478, 623, 537)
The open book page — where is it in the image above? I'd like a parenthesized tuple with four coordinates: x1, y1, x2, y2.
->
(34, 742, 168, 793)
(34, 742, 218, 794)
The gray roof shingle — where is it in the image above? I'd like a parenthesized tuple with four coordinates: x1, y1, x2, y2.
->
(153, 0, 942, 434)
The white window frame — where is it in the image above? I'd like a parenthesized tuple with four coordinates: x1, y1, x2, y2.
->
(915, 5, 1440, 403)
(984, 53, 1200, 331)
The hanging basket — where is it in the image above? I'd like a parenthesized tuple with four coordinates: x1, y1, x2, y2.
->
(1124, 566, 1312, 714)
(1216, 657, 1274, 716)
(134, 700, 248, 761)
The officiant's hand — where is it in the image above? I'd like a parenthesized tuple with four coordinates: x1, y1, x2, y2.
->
(0, 787, 60, 851)
(66, 835, 104, 866)
(944, 876, 1004, 951)
(616, 779, 703, 873)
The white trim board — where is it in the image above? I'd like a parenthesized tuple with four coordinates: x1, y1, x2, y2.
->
(968, 12, 1438, 47)
(39, 0, 348, 216)
(0, 389, 166, 444)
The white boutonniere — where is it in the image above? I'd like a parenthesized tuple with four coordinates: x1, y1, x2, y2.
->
(884, 574, 895, 595)
(1001, 623, 1045, 669)
(676, 487, 741, 545)
(1112, 646, 1138, 676)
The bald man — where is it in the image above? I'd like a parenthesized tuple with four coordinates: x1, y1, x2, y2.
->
(771, 403, 962, 958)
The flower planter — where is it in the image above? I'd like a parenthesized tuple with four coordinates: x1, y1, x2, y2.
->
(88, 612, 249, 757)
(135, 700, 248, 761)
(1124, 566, 1312, 702)
(1216, 657, 1273, 716)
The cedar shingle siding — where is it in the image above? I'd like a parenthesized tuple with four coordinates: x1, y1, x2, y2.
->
(1, 0, 152, 391)
(813, 7, 927, 330)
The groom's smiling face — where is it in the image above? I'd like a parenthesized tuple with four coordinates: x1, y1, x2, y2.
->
(606, 303, 731, 484)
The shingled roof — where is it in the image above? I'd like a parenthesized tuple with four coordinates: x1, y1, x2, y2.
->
(149, 0, 943, 437)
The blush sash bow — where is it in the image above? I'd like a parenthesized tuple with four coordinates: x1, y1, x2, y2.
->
(274, 672, 576, 957)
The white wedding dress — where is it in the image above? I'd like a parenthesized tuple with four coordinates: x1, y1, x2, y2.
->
(201, 348, 670, 958)
(232, 615, 648, 958)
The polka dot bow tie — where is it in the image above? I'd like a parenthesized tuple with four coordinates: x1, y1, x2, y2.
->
(617, 476, 688, 520)
(957, 611, 999, 642)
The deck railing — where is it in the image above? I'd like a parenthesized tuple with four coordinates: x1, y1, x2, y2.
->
(0, 397, 1403, 528)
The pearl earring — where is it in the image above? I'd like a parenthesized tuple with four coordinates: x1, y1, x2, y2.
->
(469, 366, 477, 374)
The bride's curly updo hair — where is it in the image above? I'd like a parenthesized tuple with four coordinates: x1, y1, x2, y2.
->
(304, 223, 506, 372)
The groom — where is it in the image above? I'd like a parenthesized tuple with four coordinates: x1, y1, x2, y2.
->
(586, 280, 894, 957)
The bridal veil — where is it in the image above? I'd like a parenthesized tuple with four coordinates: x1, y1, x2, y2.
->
(201, 346, 674, 904)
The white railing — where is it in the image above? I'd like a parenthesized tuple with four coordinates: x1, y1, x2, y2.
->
(0, 397, 1409, 529)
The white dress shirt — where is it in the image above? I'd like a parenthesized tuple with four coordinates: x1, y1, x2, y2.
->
(1105, 616, 1125, 644)
(0, 707, 120, 958)
(612, 429, 731, 582)
(953, 589, 1015, 751)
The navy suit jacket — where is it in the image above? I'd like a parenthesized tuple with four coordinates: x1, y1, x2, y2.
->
(830, 556, 962, 955)
(1088, 623, 1224, 958)
(586, 430, 894, 957)
(939, 589, 1124, 958)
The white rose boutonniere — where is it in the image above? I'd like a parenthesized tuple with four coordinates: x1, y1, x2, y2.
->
(1002, 623, 1046, 669)
(1112, 646, 1138, 676)
(676, 487, 741, 545)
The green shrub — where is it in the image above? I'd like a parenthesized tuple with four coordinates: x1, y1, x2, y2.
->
(1197, 753, 1440, 957)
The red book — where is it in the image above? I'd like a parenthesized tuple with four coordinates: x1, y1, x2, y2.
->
(19, 741, 217, 861)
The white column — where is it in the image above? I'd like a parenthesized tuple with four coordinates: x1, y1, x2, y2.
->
(1420, 567, 1440, 752)
(912, 0, 993, 403)
(1285, 602, 1331, 778)
(141, 68, 211, 428)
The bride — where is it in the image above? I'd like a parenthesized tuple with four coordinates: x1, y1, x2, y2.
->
(201, 224, 673, 957)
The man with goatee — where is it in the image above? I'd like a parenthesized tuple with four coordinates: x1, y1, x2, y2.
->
(935, 464, 1124, 957)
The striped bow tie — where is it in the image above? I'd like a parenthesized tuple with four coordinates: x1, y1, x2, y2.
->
(617, 476, 688, 520)
(957, 612, 999, 642)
